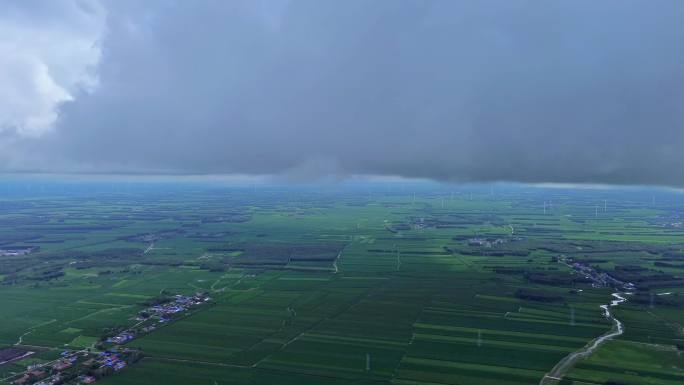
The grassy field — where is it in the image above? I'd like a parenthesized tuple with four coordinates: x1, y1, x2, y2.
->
(1, 182, 683, 384)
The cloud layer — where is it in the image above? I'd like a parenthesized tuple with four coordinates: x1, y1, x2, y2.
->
(3, 0, 684, 185)
(0, 0, 106, 137)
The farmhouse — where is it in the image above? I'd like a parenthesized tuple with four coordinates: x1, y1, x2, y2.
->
(0, 246, 38, 257)
(12, 375, 31, 385)
(52, 359, 72, 371)
(80, 376, 97, 384)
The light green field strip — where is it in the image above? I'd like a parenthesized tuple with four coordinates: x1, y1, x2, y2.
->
(392, 379, 453, 385)
(568, 367, 683, 385)
(262, 337, 287, 344)
(474, 294, 521, 303)
(341, 276, 389, 280)
(133, 339, 243, 356)
(519, 306, 588, 320)
(504, 312, 605, 328)
(112, 279, 129, 288)
(29, 319, 58, 329)
(209, 307, 288, 317)
(259, 358, 391, 377)
(69, 335, 98, 348)
(106, 292, 151, 299)
(506, 311, 574, 323)
(423, 308, 510, 318)
(394, 368, 536, 385)
(413, 323, 590, 343)
(163, 323, 276, 335)
(412, 333, 574, 353)
(76, 300, 134, 307)
(400, 357, 546, 378)
(66, 306, 132, 323)
(300, 332, 407, 348)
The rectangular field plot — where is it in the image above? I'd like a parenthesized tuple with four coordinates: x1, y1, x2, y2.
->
(4, 186, 684, 385)
(566, 340, 684, 385)
(127, 289, 325, 365)
(394, 290, 613, 385)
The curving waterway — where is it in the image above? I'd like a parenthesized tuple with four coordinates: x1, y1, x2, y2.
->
(539, 292, 630, 385)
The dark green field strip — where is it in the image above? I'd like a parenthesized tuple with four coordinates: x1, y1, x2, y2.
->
(412, 332, 575, 353)
(298, 292, 366, 316)
(133, 321, 276, 346)
(257, 359, 385, 382)
(259, 339, 405, 378)
(614, 308, 682, 344)
(255, 368, 387, 385)
(405, 339, 565, 372)
(300, 332, 407, 348)
(261, 278, 332, 291)
(395, 357, 545, 385)
(423, 307, 510, 318)
(505, 311, 595, 325)
(420, 309, 608, 339)
(523, 309, 606, 326)
(567, 368, 681, 385)
(311, 318, 413, 342)
(287, 291, 339, 312)
(98, 358, 253, 385)
(413, 323, 588, 349)
(516, 305, 597, 322)
(574, 362, 684, 383)
(335, 305, 422, 327)
(131, 338, 245, 362)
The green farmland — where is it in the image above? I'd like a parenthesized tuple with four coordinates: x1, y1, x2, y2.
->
(1, 182, 683, 385)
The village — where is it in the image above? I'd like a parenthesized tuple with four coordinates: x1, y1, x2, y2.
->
(558, 255, 636, 291)
(3, 293, 209, 385)
(106, 292, 210, 345)
(467, 236, 525, 248)
(0, 247, 38, 257)
(8, 349, 141, 385)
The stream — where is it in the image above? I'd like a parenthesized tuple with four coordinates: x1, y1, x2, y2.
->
(539, 292, 629, 385)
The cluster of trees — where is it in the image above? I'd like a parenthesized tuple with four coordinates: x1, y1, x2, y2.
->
(200, 261, 227, 272)
(139, 292, 175, 307)
(630, 291, 684, 307)
(654, 261, 684, 269)
(24, 266, 64, 281)
(515, 288, 564, 303)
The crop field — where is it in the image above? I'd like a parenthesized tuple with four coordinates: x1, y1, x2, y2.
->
(1, 182, 684, 385)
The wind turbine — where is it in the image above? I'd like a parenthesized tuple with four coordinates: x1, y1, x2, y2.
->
(570, 307, 576, 326)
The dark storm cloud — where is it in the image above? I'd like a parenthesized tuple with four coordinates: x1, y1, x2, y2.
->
(6, 0, 684, 185)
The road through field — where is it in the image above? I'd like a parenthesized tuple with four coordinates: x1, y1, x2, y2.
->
(539, 292, 628, 385)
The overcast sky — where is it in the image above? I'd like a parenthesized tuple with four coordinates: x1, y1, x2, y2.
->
(1, 0, 683, 185)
